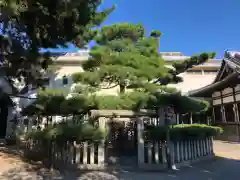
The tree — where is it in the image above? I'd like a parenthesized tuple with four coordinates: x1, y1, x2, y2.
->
(156, 52, 216, 85)
(72, 23, 215, 94)
(21, 89, 90, 115)
(0, 0, 114, 91)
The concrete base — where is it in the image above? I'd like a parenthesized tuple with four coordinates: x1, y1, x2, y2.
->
(138, 163, 168, 171)
(138, 155, 215, 172)
(174, 155, 215, 169)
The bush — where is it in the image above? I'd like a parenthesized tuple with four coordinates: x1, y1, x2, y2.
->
(25, 122, 107, 144)
(144, 124, 223, 141)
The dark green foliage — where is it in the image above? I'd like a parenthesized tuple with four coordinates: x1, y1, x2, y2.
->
(22, 90, 209, 115)
(95, 23, 146, 44)
(173, 52, 216, 73)
(145, 124, 223, 141)
(0, 0, 114, 88)
(159, 52, 216, 85)
(91, 91, 150, 110)
(150, 30, 162, 38)
(24, 121, 106, 162)
(38, 89, 66, 115)
(21, 89, 91, 115)
(70, 22, 215, 115)
(72, 23, 167, 93)
(147, 92, 210, 113)
(25, 122, 106, 143)
(72, 22, 216, 92)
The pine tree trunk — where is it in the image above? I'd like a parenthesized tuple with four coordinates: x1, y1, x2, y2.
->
(119, 84, 125, 94)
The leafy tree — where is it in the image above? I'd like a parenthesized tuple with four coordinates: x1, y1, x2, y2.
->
(0, 0, 114, 92)
(72, 23, 215, 94)
(22, 22, 214, 116)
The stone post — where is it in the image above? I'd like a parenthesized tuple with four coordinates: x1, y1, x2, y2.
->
(137, 116, 145, 165)
(189, 112, 193, 124)
(98, 117, 106, 165)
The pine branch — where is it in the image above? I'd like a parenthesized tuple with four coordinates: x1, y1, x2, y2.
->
(156, 52, 216, 85)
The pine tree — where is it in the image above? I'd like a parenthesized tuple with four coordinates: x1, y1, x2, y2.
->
(0, 0, 114, 91)
(72, 23, 215, 94)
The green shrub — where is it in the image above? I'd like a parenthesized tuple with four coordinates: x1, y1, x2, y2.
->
(25, 122, 107, 143)
(144, 124, 223, 141)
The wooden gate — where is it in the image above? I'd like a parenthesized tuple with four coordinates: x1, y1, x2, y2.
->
(105, 119, 137, 166)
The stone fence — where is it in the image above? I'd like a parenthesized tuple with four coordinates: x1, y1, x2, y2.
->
(29, 137, 214, 171)
(140, 137, 214, 170)
(24, 109, 215, 171)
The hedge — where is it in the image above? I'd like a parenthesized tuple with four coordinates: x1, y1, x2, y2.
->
(144, 124, 223, 141)
(25, 122, 107, 143)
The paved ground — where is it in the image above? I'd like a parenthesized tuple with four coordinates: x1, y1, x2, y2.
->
(0, 140, 240, 179)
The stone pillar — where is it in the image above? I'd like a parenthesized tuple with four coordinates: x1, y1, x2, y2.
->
(98, 117, 106, 165)
(137, 116, 145, 165)
(189, 112, 193, 124)
(176, 114, 180, 124)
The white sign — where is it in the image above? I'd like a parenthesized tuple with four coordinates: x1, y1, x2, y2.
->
(164, 106, 176, 125)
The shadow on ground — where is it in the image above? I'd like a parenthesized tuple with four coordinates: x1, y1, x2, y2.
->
(1, 142, 240, 180)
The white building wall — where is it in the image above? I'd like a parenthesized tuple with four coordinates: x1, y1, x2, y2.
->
(47, 65, 84, 94)
(168, 72, 218, 94)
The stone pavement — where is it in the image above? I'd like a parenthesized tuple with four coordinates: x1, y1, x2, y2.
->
(0, 140, 240, 180)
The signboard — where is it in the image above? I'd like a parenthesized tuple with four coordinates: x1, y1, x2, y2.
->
(163, 106, 176, 125)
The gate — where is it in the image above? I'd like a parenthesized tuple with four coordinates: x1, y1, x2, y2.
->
(105, 119, 138, 166)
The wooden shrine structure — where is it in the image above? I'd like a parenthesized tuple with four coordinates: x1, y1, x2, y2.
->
(189, 51, 240, 142)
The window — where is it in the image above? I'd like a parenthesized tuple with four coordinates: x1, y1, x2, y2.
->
(62, 75, 68, 85)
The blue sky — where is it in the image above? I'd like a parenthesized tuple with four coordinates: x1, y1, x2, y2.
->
(49, 0, 240, 58)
